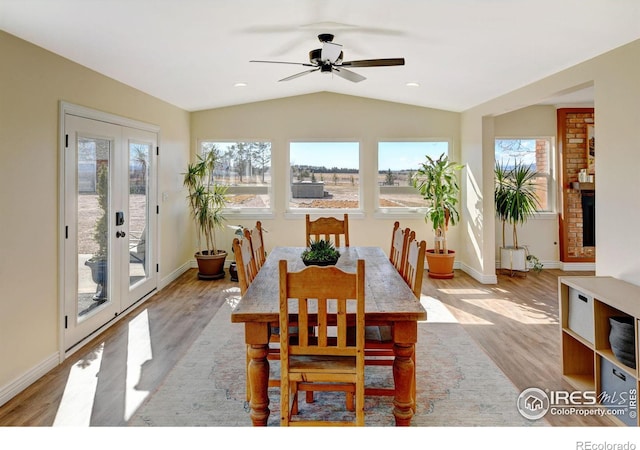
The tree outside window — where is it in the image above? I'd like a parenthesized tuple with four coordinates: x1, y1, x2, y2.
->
(494, 138, 554, 212)
(200, 141, 272, 210)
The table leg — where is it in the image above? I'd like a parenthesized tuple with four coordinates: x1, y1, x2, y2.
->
(247, 343, 270, 426)
(392, 342, 415, 426)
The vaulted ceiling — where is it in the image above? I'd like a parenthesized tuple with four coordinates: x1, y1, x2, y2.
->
(2, 0, 639, 112)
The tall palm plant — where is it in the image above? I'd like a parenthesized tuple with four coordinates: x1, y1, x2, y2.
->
(412, 153, 464, 254)
(494, 159, 540, 249)
(183, 147, 228, 256)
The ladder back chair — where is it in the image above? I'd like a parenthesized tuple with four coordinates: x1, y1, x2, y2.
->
(305, 214, 350, 247)
(232, 232, 258, 296)
(279, 259, 366, 426)
(234, 232, 279, 401)
(363, 232, 425, 409)
(248, 221, 266, 270)
(365, 222, 410, 368)
(389, 221, 410, 275)
(404, 235, 427, 298)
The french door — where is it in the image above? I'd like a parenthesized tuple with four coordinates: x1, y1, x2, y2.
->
(62, 108, 158, 352)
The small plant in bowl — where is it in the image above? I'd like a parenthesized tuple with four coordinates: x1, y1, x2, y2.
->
(301, 239, 341, 266)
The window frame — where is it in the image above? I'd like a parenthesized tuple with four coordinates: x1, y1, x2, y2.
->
(374, 139, 452, 218)
(494, 136, 556, 215)
(285, 140, 364, 217)
(198, 139, 274, 218)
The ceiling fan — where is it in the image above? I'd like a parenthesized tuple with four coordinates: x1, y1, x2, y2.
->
(250, 33, 405, 83)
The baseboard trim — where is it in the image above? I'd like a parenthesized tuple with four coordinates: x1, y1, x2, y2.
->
(560, 261, 596, 271)
(0, 352, 59, 408)
(159, 260, 192, 290)
(460, 262, 498, 284)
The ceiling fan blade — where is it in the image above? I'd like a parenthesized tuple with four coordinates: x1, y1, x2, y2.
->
(279, 67, 320, 82)
(332, 67, 366, 83)
(321, 41, 343, 63)
(250, 60, 316, 67)
(340, 58, 405, 67)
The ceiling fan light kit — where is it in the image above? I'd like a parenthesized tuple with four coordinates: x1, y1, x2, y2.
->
(250, 34, 405, 83)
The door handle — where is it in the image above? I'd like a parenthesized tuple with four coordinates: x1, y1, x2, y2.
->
(116, 230, 126, 238)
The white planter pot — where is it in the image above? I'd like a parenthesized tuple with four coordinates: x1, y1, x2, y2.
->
(500, 247, 527, 272)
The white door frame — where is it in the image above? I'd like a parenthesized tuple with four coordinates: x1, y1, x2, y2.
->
(58, 101, 160, 359)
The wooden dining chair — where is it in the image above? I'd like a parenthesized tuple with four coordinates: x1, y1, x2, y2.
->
(403, 235, 426, 298)
(279, 259, 366, 426)
(389, 221, 410, 275)
(234, 231, 281, 402)
(305, 214, 350, 247)
(363, 233, 425, 409)
(364, 223, 409, 372)
(232, 232, 258, 296)
(248, 221, 266, 270)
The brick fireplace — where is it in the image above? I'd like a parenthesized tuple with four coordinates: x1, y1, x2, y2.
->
(558, 108, 595, 262)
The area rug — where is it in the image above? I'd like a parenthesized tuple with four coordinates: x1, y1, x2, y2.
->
(129, 288, 546, 427)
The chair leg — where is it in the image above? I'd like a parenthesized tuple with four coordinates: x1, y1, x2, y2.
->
(305, 391, 314, 403)
(346, 392, 354, 412)
(291, 382, 299, 416)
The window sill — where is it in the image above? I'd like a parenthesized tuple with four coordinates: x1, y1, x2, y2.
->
(372, 209, 426, 220)
(223, 209, 275, 220)
(284, 210, 366, 220)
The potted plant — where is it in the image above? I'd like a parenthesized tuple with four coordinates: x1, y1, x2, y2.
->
(494, 159, 540, 274)
(412, 153, 464, 279)
(84, 164, 109, 300)
(301, 239, 341, 266)
(183, 146, 229, 280)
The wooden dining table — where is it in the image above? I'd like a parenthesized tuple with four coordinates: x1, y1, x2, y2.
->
(230, 246, 428, 426)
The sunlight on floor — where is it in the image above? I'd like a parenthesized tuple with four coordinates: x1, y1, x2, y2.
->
(124, 309, 152, 421)
(53, 309, 153, 425)
(437, 288, 492, 295)
(419, 295, 458, 323)
(436, 285, 554, 324)
(53, 344, 104, 426)
(224, 287, 242, 309)
(459, 298, 556, 324)
(442, 303, 494, 325)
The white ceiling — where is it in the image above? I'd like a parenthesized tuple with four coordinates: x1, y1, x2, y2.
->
(1, 0, 639, 112)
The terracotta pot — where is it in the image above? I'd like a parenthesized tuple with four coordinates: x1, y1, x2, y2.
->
(425, 249, 456, 279)
(195, 250, 227, 280)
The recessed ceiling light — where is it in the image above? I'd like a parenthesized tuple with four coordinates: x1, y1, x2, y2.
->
(406, 82, 420, 88)
(234, 82, 248, 87)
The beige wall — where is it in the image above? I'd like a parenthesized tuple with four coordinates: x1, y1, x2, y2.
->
(190, 92, 461, 260)
(0, 31, 191, 396)
(461, 39, 640, 281)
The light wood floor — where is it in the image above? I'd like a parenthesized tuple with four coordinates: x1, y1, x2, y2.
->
(0, 267, 614, 426)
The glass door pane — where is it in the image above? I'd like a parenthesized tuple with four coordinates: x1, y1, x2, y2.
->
(77, 136, 112, 319)
(128, 141, 150, 288)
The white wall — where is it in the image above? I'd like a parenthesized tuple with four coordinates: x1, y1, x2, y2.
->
(0, 31, 191, 399)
